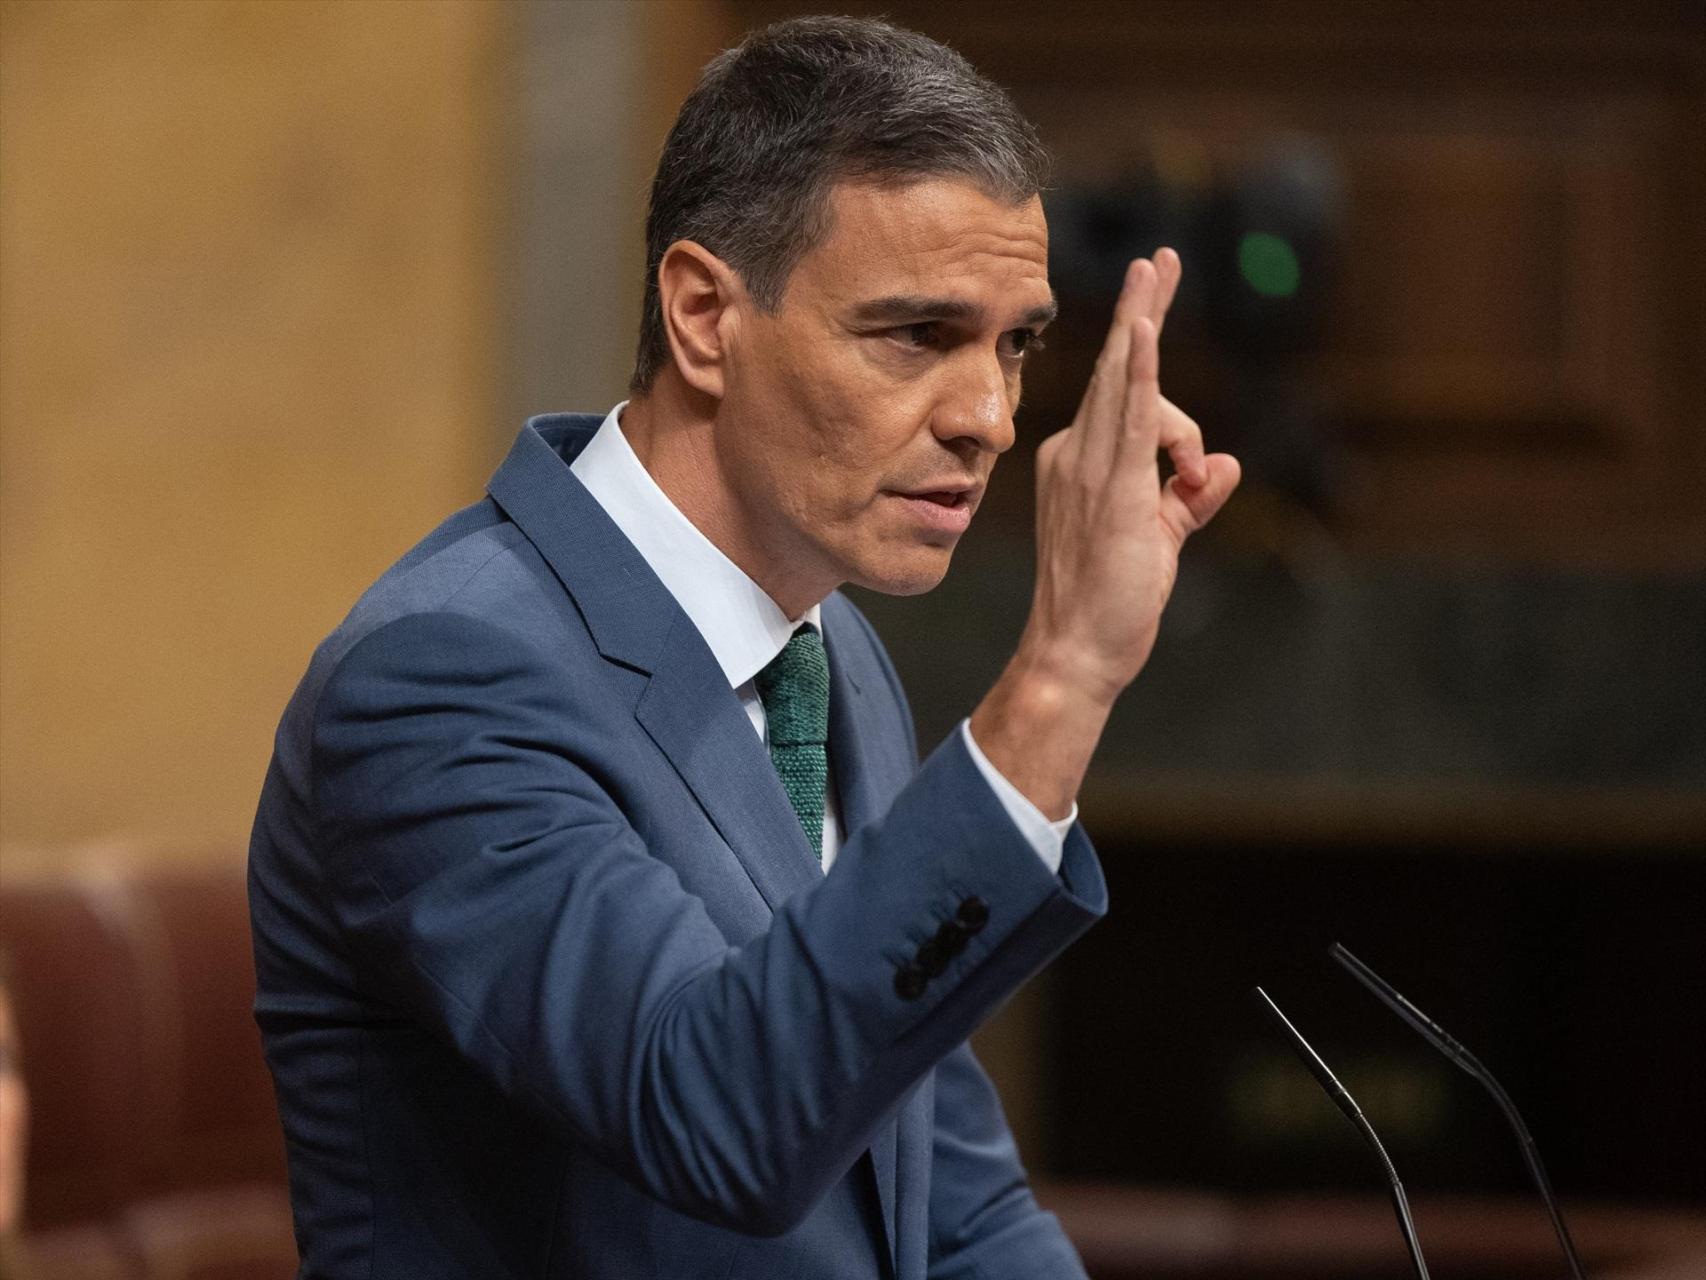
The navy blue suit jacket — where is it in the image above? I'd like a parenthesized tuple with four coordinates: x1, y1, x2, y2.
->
(249, 415, 1107, 1277)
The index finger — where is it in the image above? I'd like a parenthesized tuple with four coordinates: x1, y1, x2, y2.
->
(1115, 256, 1160, 328)
(1071, 258, 1155, 470)
(1151, 247, 1181, 336)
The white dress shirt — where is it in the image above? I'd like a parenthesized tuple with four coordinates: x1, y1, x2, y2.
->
(571, 403, 1072, 873)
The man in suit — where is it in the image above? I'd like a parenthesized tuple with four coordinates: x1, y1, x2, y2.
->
(249, 15, 1238, 1278)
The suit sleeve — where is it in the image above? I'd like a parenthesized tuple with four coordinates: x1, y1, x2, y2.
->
(926, 1043, 1088, 1279)
(309, 610, 1106, 1238)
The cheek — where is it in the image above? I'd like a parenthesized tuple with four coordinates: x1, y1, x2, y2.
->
(814, 412, 919, 508)
(796, 424, 868, 516)
(768, 375, 874, 490)
(761, 337, 937, 514)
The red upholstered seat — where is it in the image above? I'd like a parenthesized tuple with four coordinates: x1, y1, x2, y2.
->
(1, 875, 146, 1230)
(0, 857, 293, 1280)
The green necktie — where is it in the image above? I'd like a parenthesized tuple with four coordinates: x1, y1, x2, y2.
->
(755, 624, 830, 860)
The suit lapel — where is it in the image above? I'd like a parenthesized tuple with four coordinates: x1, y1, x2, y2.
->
(633, 617, 823, 911)
(823, 602, 901, 1270)
(824, 607, 877, 840)
(488, 417, 823, 913)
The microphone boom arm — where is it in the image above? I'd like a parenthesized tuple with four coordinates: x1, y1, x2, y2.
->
(1251, 986, 1432, 1280)
(1329, 942, 1588, 1280)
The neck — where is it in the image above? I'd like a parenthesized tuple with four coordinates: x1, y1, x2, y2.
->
(622, 379, 828, 620)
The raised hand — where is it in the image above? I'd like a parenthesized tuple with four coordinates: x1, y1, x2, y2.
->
(1029, 249, 1240, 697)
(970, 251, 1240, 818)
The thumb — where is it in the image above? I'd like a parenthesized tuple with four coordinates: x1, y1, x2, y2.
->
(1160, 453, 1241, 542)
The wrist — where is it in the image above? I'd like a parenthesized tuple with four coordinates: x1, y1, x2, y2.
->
(970, 647, 1114, 821)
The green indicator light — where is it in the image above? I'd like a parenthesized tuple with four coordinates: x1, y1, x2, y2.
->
(1238, 231, 1301, 299)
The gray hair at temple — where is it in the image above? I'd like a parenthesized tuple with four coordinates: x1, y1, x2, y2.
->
(630, 15, 1051, 392)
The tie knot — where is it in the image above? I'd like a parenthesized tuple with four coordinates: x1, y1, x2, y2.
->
(756, 625, 829, 747)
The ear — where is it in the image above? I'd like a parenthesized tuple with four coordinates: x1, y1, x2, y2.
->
(657, 239, 745, 400)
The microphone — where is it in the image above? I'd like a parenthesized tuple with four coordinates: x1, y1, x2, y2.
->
(1329, 942, 1589, 1280)
(1251, 986, 1432, 1280)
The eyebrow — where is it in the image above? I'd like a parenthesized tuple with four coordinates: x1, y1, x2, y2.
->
(849, 294, 1059, 329)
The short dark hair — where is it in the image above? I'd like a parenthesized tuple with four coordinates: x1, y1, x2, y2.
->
(630, 15, 1050, 392)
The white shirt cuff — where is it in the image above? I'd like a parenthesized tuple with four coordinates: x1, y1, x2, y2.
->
(958, 719, 1074, 875)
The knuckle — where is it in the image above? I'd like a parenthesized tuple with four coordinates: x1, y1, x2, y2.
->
(1160, 400, 1201, 442)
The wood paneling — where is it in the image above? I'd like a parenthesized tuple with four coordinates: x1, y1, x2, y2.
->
(737, 0, 1706, 567)
(0, 0, 507, 861)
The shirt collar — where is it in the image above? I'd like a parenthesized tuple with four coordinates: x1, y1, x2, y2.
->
(569, 403, 821, 690)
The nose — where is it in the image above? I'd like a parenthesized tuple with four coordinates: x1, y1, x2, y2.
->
(931, 350, 1015, 455)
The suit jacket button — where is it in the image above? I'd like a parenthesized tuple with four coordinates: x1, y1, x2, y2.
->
(894, 963, 928, 1001)
(915, 937, 949, 977)
(934, 920, 968, 958)
(956, 896, 990, 933)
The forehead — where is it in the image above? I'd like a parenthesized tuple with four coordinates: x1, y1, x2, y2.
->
(789, 177, 1051, 317)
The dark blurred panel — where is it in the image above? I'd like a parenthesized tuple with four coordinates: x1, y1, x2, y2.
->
(1048, 839, 1706, 1202)
(855, 551, 1706, 794)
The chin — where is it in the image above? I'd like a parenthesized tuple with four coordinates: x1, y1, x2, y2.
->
(848, 548, 956, 597)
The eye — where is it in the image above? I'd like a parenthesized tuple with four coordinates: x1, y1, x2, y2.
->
(1001, 328, 1046, 359)
(892, 321, 940, 349)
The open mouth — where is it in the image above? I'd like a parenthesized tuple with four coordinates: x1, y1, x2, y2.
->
(889, 489, 975, 534)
